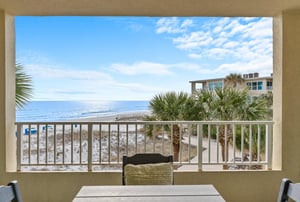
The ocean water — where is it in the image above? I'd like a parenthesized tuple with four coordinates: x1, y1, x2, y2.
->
(16, 100, 150, 122)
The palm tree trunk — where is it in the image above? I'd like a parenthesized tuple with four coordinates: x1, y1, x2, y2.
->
(172, 125, 180, 161)
(219, 125, 232, 170)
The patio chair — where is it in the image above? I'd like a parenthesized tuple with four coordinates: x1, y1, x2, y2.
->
(122, 153, 173, 185)
(278, 178, 300, 202)
(0, 180, 22, 202)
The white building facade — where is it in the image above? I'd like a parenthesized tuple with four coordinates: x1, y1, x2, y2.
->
(190, 73, 273, 97)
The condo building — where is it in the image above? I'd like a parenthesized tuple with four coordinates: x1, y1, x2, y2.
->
(190, 73, 273, 97)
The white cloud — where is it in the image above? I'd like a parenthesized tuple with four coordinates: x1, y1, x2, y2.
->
(224, 19, 240, 32)
(205, 48, 236, 59)
(242, 17, 258, 22)
(223, 41, 239, 48)
(156, 17, 193, 34)
(173, 63, 203, 71)
(242, 19, 272, 39)
(181, 19, 193, 28)
(165, 17, 272, 77)
(27, 62, 164, 100)
(19, 17, 273, 101)
(188, 53, 202, 59)
(173, 31, 214, 50)
(216, 17, 231, 27)
(156, 17, 181, 34)
(26, 64, 113, 82)
(111, 61, 173, 76)
(163, 17, 272, 52)
(112, 82, 160, 93)
(212, 37, 227, 47)
(111, 61, 212, 77)
(215, 58, 272, 76)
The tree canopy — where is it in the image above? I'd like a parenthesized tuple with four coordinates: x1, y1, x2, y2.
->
(224, 73, 244, 88)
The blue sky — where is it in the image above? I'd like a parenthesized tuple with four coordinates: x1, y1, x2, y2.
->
(16, 17, 273, 101)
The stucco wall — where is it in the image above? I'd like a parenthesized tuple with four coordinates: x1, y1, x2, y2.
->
(281, 12, 300, 176)
(0, 10, 6, 174)
(1, 171, 283, 202)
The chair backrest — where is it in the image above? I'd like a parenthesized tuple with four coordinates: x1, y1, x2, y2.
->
(278, 178, 300, 202)
(0, 180, 22, 202)
(122, 153, 173, 185)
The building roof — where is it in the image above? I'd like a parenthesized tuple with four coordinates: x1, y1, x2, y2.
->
(189, 78, 225, 83)
(189, 75, 273, 83)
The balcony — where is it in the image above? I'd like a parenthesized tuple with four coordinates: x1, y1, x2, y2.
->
(2, 0, 300, 201)
(16, 120, 273, 172)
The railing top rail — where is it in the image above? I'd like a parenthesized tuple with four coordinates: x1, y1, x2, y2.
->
(15, 120, 274, 125)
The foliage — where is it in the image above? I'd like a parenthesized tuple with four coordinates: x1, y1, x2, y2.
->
(224, 73, 244, 88)
(258, 91, 273, 119)
(16, 63, 33, 109)
(191, 87, 269, 164)
(182, 90, 214, 121)
(148, 91, 190, 161)
(192, 87, 268, 121)
(143, 115, 166, 137)
(234, 124, 267, 156)
(148, 87, 270, 164)
(149, 91, 190, 121)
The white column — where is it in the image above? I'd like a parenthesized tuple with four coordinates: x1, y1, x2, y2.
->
(191, 82, 196, 94)
(0, 10, 16, 172)
(272, 14, 282, 170)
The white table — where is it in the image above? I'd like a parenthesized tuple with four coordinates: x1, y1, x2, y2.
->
(73, 185, 225, 202)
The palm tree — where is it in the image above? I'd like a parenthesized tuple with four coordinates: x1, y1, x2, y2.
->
(182, 89, 215, 121)
(210, 87, 248, 167)
(236, 95, 269, 166)
(224, 73, 244, 88)
(16, 63, 33, 109)
(192, 87, 268, 169)
(149, 91, 190, 161)
(258, 91, 273, 119)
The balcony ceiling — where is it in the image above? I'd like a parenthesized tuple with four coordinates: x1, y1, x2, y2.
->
(0, 0, 299, 17)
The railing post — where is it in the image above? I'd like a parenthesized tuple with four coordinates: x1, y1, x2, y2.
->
(16, 124, 22, 171)
(188, 124, 192, 163)
(88, 123, 93, 172)
(267, 123, 273, 170)
(170, 124, 173, 158)
(179, 123, 182, 163)
(197, 123, 203, 171)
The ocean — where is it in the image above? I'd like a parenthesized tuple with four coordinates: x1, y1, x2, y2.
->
(16, 100, 150, 122)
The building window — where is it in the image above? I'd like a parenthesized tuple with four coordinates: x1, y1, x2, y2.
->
(258, 81, 263, 90)
(267, 81, 273, 90)
(247, 81, 264, 91)
(252, 82, 257, 90)
(208, 82, 223, 90)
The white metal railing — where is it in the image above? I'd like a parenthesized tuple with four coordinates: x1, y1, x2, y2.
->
(15, 121, 273, 171)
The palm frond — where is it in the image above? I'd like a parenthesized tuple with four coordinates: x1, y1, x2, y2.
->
(16, 63, 33, 109)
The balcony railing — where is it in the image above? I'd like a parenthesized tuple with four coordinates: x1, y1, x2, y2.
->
(15, 121, 273, 171)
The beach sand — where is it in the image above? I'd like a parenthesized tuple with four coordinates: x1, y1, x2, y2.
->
(20, 110, 199, 171)
(66, 110, 151, 122)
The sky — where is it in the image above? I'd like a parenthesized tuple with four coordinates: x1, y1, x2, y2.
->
(16, 17, 273, 101)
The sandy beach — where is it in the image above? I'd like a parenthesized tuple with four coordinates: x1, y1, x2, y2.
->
(66, 110, 151, 122)
(19, 109, 199, 171)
